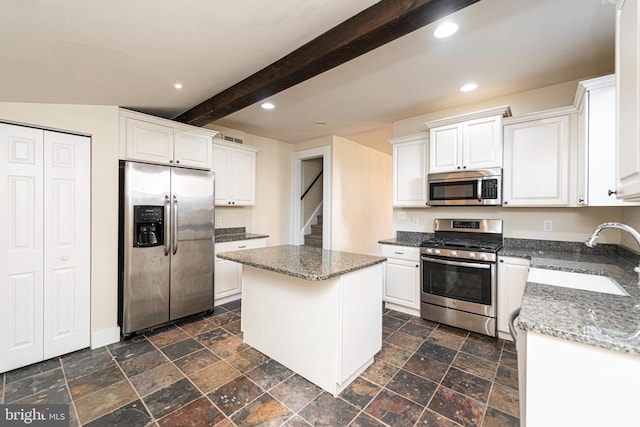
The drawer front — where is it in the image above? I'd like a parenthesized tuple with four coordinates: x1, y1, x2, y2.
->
(381, 244, 420, 261)
(215, 238, 266, 256)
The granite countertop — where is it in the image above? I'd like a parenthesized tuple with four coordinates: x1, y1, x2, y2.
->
(501, 239, 640, 355)
(215, 227, 269, 243)
(378, 231, 433, 247)
(216, 244, 386, 281)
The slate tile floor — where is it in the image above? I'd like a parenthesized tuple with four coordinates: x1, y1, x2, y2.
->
(0, 301, 519, 426)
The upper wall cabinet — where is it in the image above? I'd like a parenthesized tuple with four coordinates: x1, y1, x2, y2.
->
(616, 0, 640, 201)
(425, 106, 511, 174)
(389, 133, 429, 207)
(503, 107, 577, 207)
(212, 139, 258, 206)
(575, 75, 640, 206)
(119, 109, 216, 170)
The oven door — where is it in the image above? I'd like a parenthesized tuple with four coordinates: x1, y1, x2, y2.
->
(421, 256, 496, 317)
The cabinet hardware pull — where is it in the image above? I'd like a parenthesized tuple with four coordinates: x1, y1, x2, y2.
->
(238, 245, 247, 249)
(394, 251, 404, 255)
(608, 189, 617, 196)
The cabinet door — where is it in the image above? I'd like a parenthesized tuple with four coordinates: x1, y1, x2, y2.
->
(497, 257, 530, 338)
(503, 115, 572, 206)
(0, 124, 45, 373)
(43, 131, 91, 359)
(393, 140, 428, 207)
(616, 0, 640, 200)
(125, 118, 174, 165)
(212, 144, 232, 205)
(214, 259, 243, 301)
(429, 124, 461, 173)
(174, 130, 212, 170)
(384, 259, 420, 309)
(231, 149, 256, 206)
(463, 115, 502, 170)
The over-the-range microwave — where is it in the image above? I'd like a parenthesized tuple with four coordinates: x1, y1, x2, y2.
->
(427, 168, 502, 206)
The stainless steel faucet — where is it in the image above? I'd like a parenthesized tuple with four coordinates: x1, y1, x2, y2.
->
(585, 222, 640, 282)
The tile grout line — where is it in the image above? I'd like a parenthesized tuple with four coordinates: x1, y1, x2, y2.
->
(58, 356, 81, 427)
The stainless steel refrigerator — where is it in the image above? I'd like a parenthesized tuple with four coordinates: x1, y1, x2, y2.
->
(118, 161, 214, 337)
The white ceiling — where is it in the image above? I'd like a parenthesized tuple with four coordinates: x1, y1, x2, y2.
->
(1, 0, 616, 153)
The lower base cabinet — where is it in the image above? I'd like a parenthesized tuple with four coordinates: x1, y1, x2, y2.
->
(497, 256, 530, 340)
(381, 245, 420, 316)
(214, 238, 267, 305)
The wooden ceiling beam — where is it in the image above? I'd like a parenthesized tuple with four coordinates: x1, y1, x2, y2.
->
(175, 0, 482, 127)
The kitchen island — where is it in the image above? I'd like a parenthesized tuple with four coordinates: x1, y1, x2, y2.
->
(216, 244, 386, 396)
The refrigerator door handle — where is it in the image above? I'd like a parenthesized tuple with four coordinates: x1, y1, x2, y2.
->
(164, 195, 170, 256)
(172, 195, 178, 255)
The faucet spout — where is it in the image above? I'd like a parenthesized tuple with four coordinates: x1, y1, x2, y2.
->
(585, 222, 640, 283)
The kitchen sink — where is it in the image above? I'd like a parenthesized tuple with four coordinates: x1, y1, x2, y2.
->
(528, 268, 629, 296)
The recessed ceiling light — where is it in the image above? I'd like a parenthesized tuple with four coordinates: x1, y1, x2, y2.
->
(261, 102, 275, 110)
(460, 83, 478, 92)
(173, 83, 183, 89)
(434, 22, 458, 39)
(315, 122, 327, 127)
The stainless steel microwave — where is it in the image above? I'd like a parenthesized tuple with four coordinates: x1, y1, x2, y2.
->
(427, 168, 502, 206)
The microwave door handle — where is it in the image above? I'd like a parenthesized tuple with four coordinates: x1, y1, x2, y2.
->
(422, 256, 491, 270)
(477, 180, 482, 202)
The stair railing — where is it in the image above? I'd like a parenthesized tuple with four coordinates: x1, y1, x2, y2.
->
(301, 171, 323, 200)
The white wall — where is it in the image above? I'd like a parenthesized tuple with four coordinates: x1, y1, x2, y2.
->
(331, 136, 393, 255)
(0, 102, 120, 341)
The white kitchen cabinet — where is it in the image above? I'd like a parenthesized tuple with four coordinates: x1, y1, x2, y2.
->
(425, 106, 510, 173)
(389, 133, 428, 207)
(0, 123, 90, 373)
(575, 75, 640, 207)
(616, 0, 640, 201)
(212, 139, 257, 206)
(381, 245, 420, 317)
(119, 109, 215, 170)
(214, 238, 267, 305)
(503, 107, 577, 207)
(497, 256, 530, 341)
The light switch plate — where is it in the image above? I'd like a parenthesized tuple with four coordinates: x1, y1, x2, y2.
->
(397, 211, 407, 220)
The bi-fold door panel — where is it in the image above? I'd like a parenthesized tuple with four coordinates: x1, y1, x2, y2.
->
(0, 124, 45, 372)
(43, 131, 90, 359)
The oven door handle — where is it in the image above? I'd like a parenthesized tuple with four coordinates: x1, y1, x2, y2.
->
(421, 256, 491, 270)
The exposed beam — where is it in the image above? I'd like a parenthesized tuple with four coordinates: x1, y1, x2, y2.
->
(175, 0, 482, 126)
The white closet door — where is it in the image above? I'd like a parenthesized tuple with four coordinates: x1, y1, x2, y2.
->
(0, 124, 45, 373)
(43, 131, 90, 358)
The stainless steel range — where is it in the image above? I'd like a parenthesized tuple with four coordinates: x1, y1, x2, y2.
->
(420, 218, 503, 337)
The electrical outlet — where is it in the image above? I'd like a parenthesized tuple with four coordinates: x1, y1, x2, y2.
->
(397, 211, 407, 220)
(412, 218, 419, 226)
(543, 220, 553, 232)
(216, 217, 222, 225)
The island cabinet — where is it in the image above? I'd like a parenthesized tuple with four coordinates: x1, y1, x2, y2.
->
(425, 106, 511, 174)
(616, 0, 640, 201)
(214, 238, 266, 305)
(497, 256, 530, 341)
(502, 107, 577, 207)
(389, 133, 428, 207)
(381, 245, 420, 316)
(212, 139, 257, 206)
(119, 109, 215, 170)
(575, 74, 640, 206)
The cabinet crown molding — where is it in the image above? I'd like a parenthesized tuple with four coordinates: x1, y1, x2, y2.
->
(424, 105, 512, 129)
(119, 108, 219, 138)
(573, 74, 616, 110)
(388, 132, 429, 145)
(502, 105, 577, 125)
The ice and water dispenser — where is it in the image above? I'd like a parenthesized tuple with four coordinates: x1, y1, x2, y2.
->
(133, 205, 164, 247)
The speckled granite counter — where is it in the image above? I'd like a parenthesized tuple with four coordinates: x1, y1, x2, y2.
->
(378, 231, 433, 247)
(214, 227, 269, 243)
(501, 239, 640, 355)
(216, 244, 386, 281)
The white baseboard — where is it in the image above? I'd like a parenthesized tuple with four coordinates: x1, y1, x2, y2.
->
(91, 326, 121, 349)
